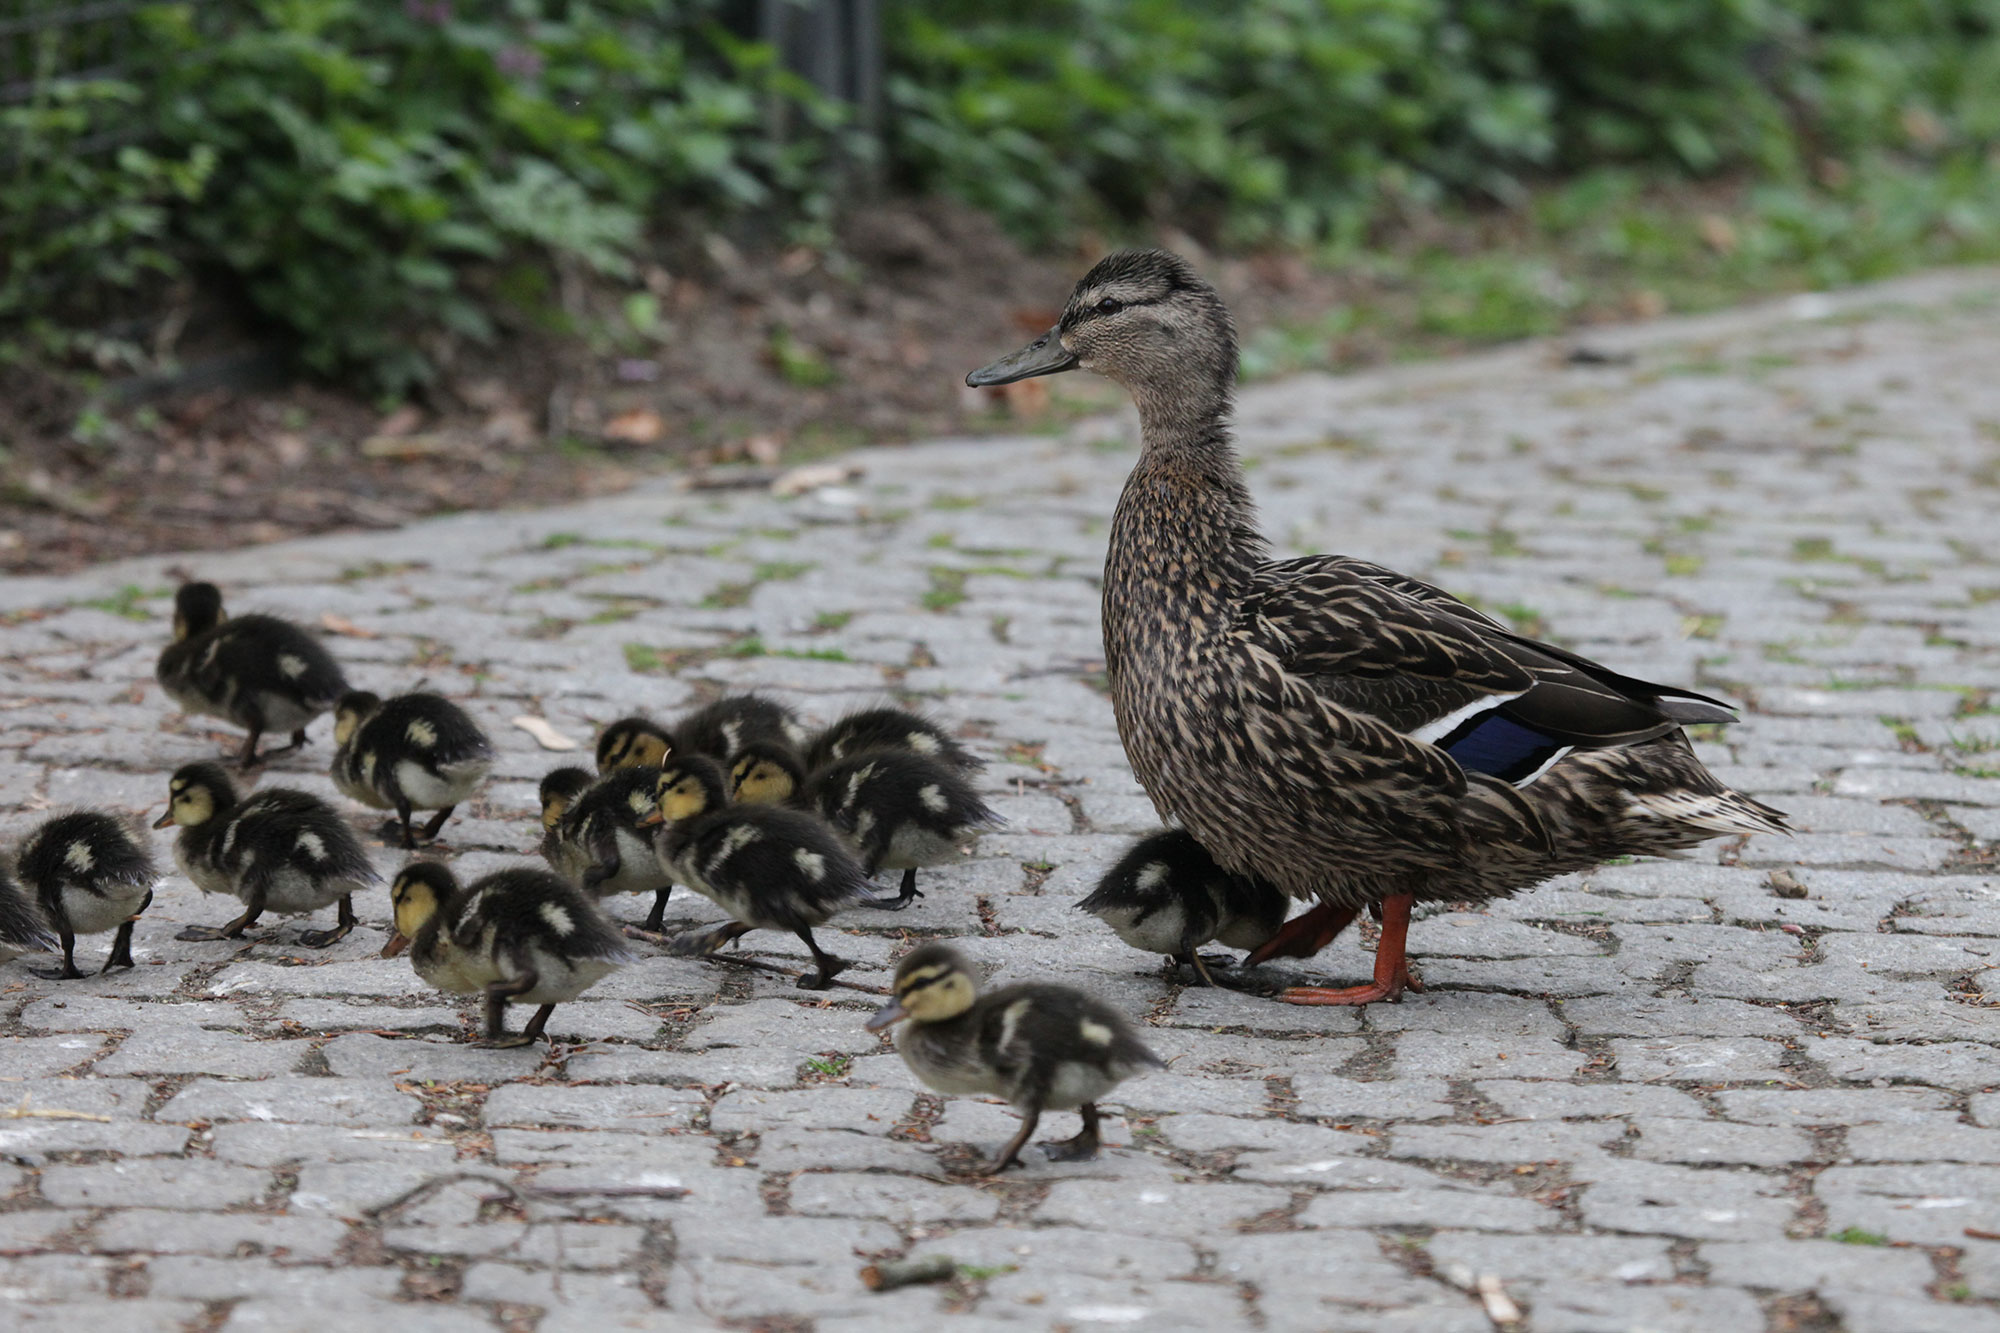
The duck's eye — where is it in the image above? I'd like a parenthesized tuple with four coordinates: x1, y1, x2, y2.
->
(1094, 298, 1124, 316)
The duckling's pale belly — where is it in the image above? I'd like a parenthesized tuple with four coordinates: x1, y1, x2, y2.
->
(875, 824, 970, 871)
(417, 933, 619, 1004)
(56, 881, 153, 935)
(397, 758, 488, 810)
(1094, 900, 1195, 956)
(596, 828, 670, 896)
(894, 1025, 1010, 1099)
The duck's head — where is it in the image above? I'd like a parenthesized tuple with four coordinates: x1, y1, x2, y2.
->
(383, 861, 457, 957)
(729, 741, 805, 806)
(171, 582, 226, 641)
(153, 762, 236, 829)
(597, 715, 673, 772)
(538, 766, 594, 830)
(332, 691, 383, 747)
(866, 942, 981, 1031)
(966, 249, 1236, 414)
(639, 755, 729, 828)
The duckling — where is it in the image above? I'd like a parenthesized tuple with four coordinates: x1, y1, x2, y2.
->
(726, 739, 809, 807)
(153, 762, 379, 946)
(595, 715, 673, 772)
(15, 812, 158, 979)
(382, 862, 633, 1047)
(331, 690, 495, 847)
(804, 706, 982, 775)
(639, 755, 875, 989)
(673, 693, 809, 761)
(540, 765, 677, 931)
(597, 695, 810, 775)
(155, 582, 349, 769)
(866, 942, 1164, 1173)
(537, 766, 595, 837)
(0, 868, 57, 966)
(812, 747, 1001, 909)
(1079, 829, 1289, 987)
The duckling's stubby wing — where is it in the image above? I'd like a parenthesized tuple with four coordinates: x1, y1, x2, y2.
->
(1244, 555, 1737, 786)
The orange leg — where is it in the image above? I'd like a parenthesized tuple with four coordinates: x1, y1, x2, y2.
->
(1277, 893, 1424, 1006)
(1244, 900, 1361, 966)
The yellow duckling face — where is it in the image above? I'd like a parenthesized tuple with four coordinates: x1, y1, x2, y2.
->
(644, 767, 715, 827)
(152, 764, 229, 829)
(730, 753, 797, 806)
(867, 944, 979, 1030)
(384, 866, 451, 957)
(332, 691, 382, 747)
(597, 718, 671, 772)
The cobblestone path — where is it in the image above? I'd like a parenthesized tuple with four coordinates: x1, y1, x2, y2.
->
(3, 270, 1999, 1332)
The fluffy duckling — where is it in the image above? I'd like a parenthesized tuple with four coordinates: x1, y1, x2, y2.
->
(331, 691, 495, 847)
(383, 862, 633, 1047)
(1079, 829, 1289, 987)
(812, 748, 1000, 909)
(0, 868, 57, 966)
(674, 693, 809, 761)
(537, 767, 595, 838)
(805, 706, 982, 775)
(867, 943, 1164, 1173)
(154, 762, 379, 945)
(15, 812, 158, 979)
(155, 582, 349, 769)
(595, 715, 673, 772)
(596, 695, 808, 773)
(639, 755, 875, 989)
(540, 766, 676, 931)
(726, 739, 809, 808)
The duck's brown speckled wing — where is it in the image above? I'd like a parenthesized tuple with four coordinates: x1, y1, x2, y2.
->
(1244, 554, 1734, 752)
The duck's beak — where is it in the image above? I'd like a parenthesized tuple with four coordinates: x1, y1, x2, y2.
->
(864, 998, 908, 1032)
(380, 932, 410, 958)
(150, 811, 174, 829)
(637, 810, 663, 828)
(966, 327, 1077, 387)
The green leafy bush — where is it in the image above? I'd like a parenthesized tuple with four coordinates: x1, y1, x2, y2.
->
(886, 0, 2000, 244)
(4, 0, 845, 394)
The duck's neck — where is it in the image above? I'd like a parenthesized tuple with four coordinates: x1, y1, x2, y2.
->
(1104, 382, 1267, 665)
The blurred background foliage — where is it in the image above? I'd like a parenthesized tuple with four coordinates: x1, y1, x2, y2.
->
(6, 0, 2000, 394)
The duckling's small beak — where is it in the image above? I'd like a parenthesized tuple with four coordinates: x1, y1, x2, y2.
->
(380, 932, 410, 958)
(150, 811, 174, 830)
(637, 810, 663, 828)
(864, 998, 908, 1032)
(965, 326, 1077, 388)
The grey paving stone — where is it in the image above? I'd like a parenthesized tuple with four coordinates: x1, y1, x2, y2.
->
(1575, 1159, 1796, 1240)
(39, 1159, 269, 1208)
(91, 1209, 351, 1259)
(483, 1082, 705, 1131)
(1630, 1116, 1821, 1166)
(1426, 1232, 1675, 1283)
(156, 1076, 422, 1126)
(1035, 1179, 1291, 1238)
(1699, 1239, 1937, 1295)
(1526, 1284, 1766, 1333)
(94, 1028, 311, 1077)
(11, 1301, 204, 1332)
(1821, 1290, 2000, 1333)
(789, 1172, 1002, 1223)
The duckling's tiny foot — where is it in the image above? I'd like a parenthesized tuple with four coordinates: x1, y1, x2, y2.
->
(30, 964, 85, 981)
(295, 923, 355, 948)
(472, 1033, 540, 1050)
(621, 924, 672, 946)
(175, 924, 241, 942)
(1039, 1135, 1101, 1163)
(796, 958, 852, 991)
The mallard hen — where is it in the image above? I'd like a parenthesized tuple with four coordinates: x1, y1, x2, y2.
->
(968, 250, 1789, 1006)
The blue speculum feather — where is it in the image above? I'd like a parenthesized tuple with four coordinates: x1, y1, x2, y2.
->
(1440, 713, 1568, 785)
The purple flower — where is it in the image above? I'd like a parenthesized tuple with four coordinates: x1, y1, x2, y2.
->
(402, 0, 452, 23)
(496, 44, 545, 80)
